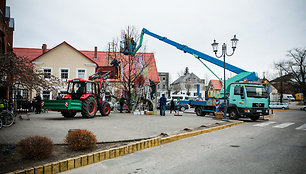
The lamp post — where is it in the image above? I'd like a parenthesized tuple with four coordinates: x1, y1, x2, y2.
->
(211, 35, 239, 121)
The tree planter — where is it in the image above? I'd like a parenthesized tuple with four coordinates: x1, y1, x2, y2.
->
(215, 112, 224, 120)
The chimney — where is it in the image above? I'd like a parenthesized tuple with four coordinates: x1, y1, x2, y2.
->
(94, 46, 98, 60)
(42, 44, 47, 54)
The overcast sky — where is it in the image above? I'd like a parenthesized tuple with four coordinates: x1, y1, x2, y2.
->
(7, 0, 306, 83)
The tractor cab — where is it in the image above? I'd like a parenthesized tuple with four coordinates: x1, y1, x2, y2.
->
(65, 79, 98, 100)
(120, 36, 136, 55)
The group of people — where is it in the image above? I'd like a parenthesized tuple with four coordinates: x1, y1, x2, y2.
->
(159, 94, 176, 116)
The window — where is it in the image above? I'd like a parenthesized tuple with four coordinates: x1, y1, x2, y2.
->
(234, 86, 241, 95)
(86, 83, 93, 94)
(77, 69, 86, 79)
(60, 69, 69, 79)
(42, 91, 51, 100)
(43, 68, 51, 79)
(245, 86, 267, 98)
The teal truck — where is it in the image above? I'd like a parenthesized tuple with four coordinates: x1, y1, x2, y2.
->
(120, 28, 270, 121)
(185, 81, 269, 121)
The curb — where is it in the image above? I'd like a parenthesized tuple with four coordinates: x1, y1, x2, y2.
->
(263, 114, 276, 119)
(11, 121, 243, 174)
(270, 109, 292, 112)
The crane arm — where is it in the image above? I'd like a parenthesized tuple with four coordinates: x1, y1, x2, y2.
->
(132, 28, 247, 74)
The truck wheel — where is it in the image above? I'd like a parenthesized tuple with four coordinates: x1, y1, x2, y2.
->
(229, 109, 239, 120)
(82, 97, 97, 118)
(61, 111, 76, 118)
(100, 102, 110, 116)
(195, 107, 204, 116)
(250, 115, 260, 121)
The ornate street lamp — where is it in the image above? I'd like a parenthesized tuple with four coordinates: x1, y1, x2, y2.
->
(211, 35, 239, 121)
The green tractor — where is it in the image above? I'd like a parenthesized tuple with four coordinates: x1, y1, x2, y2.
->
(42, 72, 111, 118)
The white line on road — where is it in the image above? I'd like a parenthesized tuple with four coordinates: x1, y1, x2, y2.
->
(296, 124, 306, 130)
(254, 122, 276, 127)
(273, 123, 295, 128)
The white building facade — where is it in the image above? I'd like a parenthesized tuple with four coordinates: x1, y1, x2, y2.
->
(170, 73, 206, 99)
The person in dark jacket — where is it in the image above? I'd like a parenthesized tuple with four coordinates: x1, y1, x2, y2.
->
(159, 94, 167, 116)
(119, 96, 125, 113)
(34, 93, 42, 114)
(56, 93, 62, 100)
(170, 99, 176, 114)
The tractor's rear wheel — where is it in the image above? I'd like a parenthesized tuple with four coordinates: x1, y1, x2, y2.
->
(61, 111, 76, 118)
(82, 97, 97, 118)
(100, 102, 110, 116)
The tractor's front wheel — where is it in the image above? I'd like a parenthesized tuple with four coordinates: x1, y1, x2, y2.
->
(100, 102, 110, 116)
(82, 97, 97, 118)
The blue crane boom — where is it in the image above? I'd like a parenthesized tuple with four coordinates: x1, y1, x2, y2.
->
(134, 28, 248, 74)
(122, 28, 258, 83)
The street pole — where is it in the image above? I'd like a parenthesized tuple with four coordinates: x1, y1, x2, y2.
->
(223, 52, 227, 121)
(211, 35, 239, 121)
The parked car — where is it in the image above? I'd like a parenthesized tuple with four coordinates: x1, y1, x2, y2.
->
(165, 101, 189, 111)
(269, 102, 289, 109)
(300, 105, 306, 111)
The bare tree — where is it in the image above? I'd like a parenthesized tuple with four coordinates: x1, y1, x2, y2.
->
(286, 48, 306, 103)
(0, 52, 62, 100)
(114, 26, 154, 112)
(274, 62, 286, 103)
(274, 48, 306, 103)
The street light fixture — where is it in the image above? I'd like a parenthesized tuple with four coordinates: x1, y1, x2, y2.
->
(211, 35, 239, 121)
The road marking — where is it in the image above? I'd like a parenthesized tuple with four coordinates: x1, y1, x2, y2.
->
(296, 124, 306, 130)
(273, 123, 295, 128)
(254, 122, 276, 127)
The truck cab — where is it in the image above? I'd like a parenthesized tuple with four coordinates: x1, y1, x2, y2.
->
(228, 83, 269, 121)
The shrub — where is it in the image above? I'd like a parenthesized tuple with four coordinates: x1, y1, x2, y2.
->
(65, 129, 97, 151)
(17, 136, 54, 160)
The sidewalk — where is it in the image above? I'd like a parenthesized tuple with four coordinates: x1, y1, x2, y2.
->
(0, 110, 224, 144)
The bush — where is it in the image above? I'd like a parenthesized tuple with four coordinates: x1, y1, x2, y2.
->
(65, 129, 97, 151)
(17, 136, 54, 160)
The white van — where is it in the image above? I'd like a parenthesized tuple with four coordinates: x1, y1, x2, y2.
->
(170, 95, 197, 101)
(282, 94, 295, 101)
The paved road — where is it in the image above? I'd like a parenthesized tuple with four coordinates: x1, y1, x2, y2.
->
(0, 110, 223, 144)
(62, 110, 306, 174)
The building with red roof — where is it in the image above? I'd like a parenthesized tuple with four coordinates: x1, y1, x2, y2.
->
(13, 41, 159, 99)
(207, 79, 223, 98)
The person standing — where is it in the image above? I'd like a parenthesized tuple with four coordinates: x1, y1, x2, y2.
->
(159, 94, 167, 116)
(56, 93, 62, 100)
(34, 93, 42, 114)
(119, 96, 125, 113)
(170, 99, 176, 114)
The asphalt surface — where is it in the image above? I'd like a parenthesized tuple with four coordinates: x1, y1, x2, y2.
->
(62, 110, 306, 174)
(0, 109, 224, 144)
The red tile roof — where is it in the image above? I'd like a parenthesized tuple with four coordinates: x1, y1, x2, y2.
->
(13, 41, 159, 83)
(14, 47, 44, 61)
(210, 80, 223, 90)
